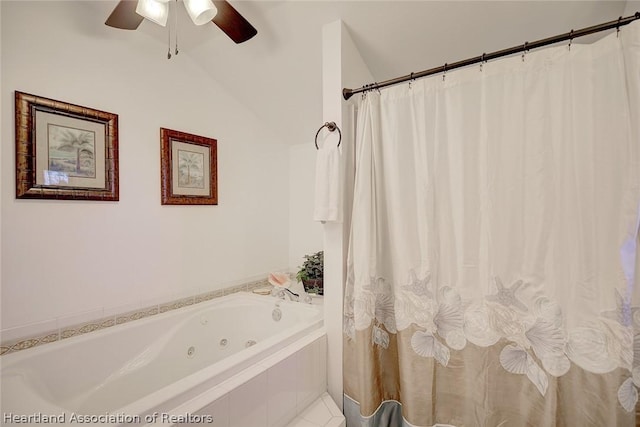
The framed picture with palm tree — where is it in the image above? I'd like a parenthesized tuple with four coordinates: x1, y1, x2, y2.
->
(160, 128, 217, 205)
(15, 91, 119, 201)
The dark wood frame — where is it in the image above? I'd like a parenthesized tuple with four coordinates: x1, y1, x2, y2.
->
(160, 128, 218, 205)
(15, 91, 119, 201)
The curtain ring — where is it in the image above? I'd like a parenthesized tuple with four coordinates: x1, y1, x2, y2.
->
(409, 72, 414, 88)
(443, 63, 447, 81)
(362, 83, 373, 99)
(568, 30, 573, 50)
(315, 122, 342, 149)
(617, 16, 622, 37)
(480, 53, 486, 71)
(362, 84, 373, 99)
(522, 41, 529, 61)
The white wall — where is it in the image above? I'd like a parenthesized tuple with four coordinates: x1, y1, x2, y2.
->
(624, 1, 640, 16)
(321, 20, 375, 409)
(288, 143, 323, 273)
(1, 1, 290, 331)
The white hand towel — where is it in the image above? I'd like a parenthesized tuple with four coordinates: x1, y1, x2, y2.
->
(314, 143, 342, 222)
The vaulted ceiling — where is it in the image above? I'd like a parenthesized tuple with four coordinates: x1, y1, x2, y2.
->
(90, 1, 637, 146)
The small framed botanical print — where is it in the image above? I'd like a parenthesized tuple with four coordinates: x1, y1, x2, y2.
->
(160, 128, 217, 205)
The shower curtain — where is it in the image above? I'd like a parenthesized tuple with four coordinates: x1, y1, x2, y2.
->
(343, 21, 640, 427)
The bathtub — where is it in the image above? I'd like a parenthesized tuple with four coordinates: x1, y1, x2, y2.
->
(1, 292, 325, 426)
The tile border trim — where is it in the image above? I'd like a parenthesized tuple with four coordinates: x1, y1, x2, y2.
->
(0, 279, 270, 356)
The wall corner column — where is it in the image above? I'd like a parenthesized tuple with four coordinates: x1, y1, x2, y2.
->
(321, 19, 345, 410)
(321, 18, 374, 410)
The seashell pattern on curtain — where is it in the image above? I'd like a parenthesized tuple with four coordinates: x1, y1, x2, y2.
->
(344, 20, 640, 427)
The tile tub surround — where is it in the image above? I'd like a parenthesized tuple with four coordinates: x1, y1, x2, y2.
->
(150, 330, 328, 427)
(0, 278, 270, 356)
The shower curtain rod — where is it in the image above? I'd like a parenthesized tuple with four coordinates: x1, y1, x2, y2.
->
(342, 12, 640, 100)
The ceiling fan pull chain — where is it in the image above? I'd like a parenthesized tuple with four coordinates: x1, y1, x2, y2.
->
(167, 5, 172, 60)
(175, 0, 179, 55)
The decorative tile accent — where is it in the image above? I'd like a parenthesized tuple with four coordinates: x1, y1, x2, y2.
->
(1, 276, 278, 356)
(57, 309, 104, 331)
(195, 290, 224, 304)
(224, 284, 248, 295)
(61, 317, 116, 339)
(159, 296, 195, 313)
(116, 306, 159, 325)
(247, 279, 271, 291)
(0, 331, 59, 356)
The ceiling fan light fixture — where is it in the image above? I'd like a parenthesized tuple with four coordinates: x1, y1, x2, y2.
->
(183, 0, 218, 26)
(135, 0, 169, 26)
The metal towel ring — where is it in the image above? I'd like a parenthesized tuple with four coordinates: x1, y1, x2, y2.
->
(315, 121, 341, 149)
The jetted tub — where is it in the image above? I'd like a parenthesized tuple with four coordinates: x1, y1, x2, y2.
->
(1, 292, 324, 426)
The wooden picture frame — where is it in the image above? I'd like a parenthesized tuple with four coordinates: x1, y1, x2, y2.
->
(15, 91, 119, 201)
(160, 128, 217, 205)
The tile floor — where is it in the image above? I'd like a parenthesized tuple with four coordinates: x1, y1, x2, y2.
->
(286, 393, 345, 427)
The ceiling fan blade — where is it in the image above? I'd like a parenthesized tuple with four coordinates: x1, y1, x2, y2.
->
(211, 1, 257, 44)
(105, 0, 144, 30)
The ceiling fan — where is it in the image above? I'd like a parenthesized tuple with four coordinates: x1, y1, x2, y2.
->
(105, 0, 257, 44)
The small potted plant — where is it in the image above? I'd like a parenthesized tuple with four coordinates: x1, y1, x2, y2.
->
(296, 250, 324, 295)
